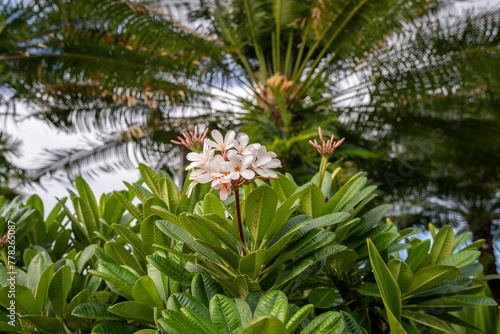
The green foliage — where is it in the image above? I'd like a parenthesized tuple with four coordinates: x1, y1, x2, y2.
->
(0, 161, 498, 333)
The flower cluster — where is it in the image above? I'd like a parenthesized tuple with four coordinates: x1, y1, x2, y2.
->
(185, 130, 281, 200)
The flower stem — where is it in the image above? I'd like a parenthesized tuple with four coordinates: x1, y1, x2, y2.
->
(318, 156, 328, 189)
(233, 188, 247, 256)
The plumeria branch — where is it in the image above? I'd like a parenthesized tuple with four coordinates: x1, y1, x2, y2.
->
(173, 128, 282, 256)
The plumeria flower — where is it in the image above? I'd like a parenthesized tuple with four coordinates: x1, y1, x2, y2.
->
(205, 129, 236, 153)
(213, 181, 232, 201)
(192, 155, 225, 184)
(185, 143, 214, 170)
(233, 134, 260, 155)
(253, 146, 281, 178)
(221, 150, 255, 180)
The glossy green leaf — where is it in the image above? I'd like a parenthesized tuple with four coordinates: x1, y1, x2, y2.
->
(113, 191, 145, 222)
(402, 310, 454, 333)
(339, 310, 364, 334)
(245, 186, 278, 250)
(438, 250, 480, 268)
(210, 294, 242, 334)
(203, 193, 226, 219)
(181, 307, 220, 334)
(92, 322, 137, 334)
(141, 215, 169, 255)
(27, 252, 51, 290)
(192, 273, 225, 307)
(20, 315, 64, 333)
(241, 316, 288, 334)
(367, 239, 402, 322)
(405, 240, 431, 272)
(300, 184, 324, 218)
(412, 294, 497, 308)
(388, 259, 413, 294)
(254, 291, 288, 323)
(167, 293, 210, 320)
(406, 265, 460, 296)
(146, 253, 193, 285)
(48, 265, 72, 317)
(300, 311, 345, 334)
(307, 288, 338, 309)
(109, 301, 155, 323)
(72, 302, 123, 320)
(112, 223, 147, 260)
(138, 163, 162, 197)
(239, 250, 266, 280)
(89, 262, 139, 300)
(0, 285, 40, 315)
(430, 226, 454, 264)
(285, 304, 313, 333)
(133, 276, 164, 309)
(35, 264, 54, 312)
(104, 241, 145, 275)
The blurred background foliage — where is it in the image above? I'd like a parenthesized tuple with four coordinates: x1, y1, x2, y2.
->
(0, 0, 499, 297)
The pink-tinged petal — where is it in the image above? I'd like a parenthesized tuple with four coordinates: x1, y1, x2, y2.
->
(255, 155, 271, 166)
(225, 130, 236, 143)
(265, 159, 281, 168)
(240, 169, 255, 180)
(256, 168, 277, 178)
(211, 129, 224, 144)
(186, 181, 198, 197)
(197, 173, 214, 183)
(229, 171, 240, 180)
(219, 185, 232, 201)
(241, 155, 255, 169)
(204, 138, 218, 149)
(220, 161, 233, 172)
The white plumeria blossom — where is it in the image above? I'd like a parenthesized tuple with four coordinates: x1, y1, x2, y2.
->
(221, 150, 255, 180)
(186, 129, 281, 200)
(185, 143, 214, 170)
(204, 129, 236, 152)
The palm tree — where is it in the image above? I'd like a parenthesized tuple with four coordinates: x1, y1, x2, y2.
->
(1, 0, 500, 272)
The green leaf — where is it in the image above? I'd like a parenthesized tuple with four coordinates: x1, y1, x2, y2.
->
(160, 177, 180, 213)
(367, 239, 402, 322)
(146, 253, 193, 285)
(72, 302, 123, 320)
(300, 184, 324, 218)
(113, 191, 145, 222)
(48, 265, 72, 317)
(0, 285, 40, 315)
(104, 241, 145, 275)
(210, 294, 243, 334)
(109, 301, 155, 323)
(19, 315, 64, 333)
(412, 295, 497, 308)
(405, 265, 460, 296)
(156, 220, 219, 262)
(158, 310, 194, 334)
(401, 310, 454, 333)
(203, 193, 226, 219)
(192, 273, 224, 308)
(388, 259, 413, 294)
(437, 250, 480, 268)
(141, 215, 169, 255)
(138, 163, 162, 197)
(430, 226, 454, 264)
(300, 311, 345, 334)
(270, 173, 296, 202)
(405, 240, 431, 272)
(133, 276, 164, 309)
(307, 288, 338, 309)
(240, 316, 288, 334)
(92, 322, 137, 334)
(112, 223, 147, 260)
(181, 307, 220, 334)
(35, 264, 54, 312)
(239, 250, 266, 280)
(75, 176, 100, 240)
(254, 291, 288, 323)
(167, 293, 210, 320)
(89, 262, 139, 300)
(27, 251, 51, 290)
(285, 304, 313, 333)
(245, 186, 278, 250)
(325, 174, 367, 213)
(339, 310, 364, 334)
